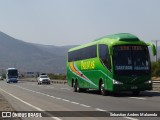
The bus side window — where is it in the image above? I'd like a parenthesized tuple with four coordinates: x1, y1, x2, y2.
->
(99, 44, 111, 71)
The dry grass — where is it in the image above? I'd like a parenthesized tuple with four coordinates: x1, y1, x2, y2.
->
(152, 77, 160, 81)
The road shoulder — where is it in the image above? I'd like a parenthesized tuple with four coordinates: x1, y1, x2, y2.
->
(0, 93, 21, 120)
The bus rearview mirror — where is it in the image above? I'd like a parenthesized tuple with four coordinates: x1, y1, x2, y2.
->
(147, 43, 156, 56)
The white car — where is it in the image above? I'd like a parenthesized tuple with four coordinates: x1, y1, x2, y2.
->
(37, 75, 51, 85)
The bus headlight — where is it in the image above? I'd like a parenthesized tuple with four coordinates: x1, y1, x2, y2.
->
(144, 80, 152, 84)
(113, 79, 123, 85)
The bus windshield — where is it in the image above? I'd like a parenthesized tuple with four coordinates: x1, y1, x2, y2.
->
(113, 45, 150, 75)
(8, 70, 18, 77)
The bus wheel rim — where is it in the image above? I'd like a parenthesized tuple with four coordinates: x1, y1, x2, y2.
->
(101, 83, 104, 94)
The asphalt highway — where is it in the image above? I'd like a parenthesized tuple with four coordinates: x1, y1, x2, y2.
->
(0, 80, 160, 120)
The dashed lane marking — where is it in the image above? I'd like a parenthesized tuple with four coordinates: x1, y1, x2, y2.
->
(61, 88, 71, 91)
(129, 97, 146, 100)
(10, 84, 139, 120)
(79, 104, 91, 108)
(95, 108, 106, 111)
(0, 88, 62, 120)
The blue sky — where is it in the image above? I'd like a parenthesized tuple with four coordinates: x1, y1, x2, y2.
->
(0, 0, 160, 46)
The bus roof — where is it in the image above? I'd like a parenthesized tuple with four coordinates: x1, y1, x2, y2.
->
(94, 33, 139, 41)
(7, 68, 17, 70)
(68, 33, 146, 52)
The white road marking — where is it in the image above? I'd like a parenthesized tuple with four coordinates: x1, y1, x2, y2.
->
(13, 85, 62, 100)
(47, 86, 54, 89)
(79, 104, 91, 108)
(129, 97, 146, 100)
(10, 84, 139, 120)
(95, 108, 106, 111)
(62, 99, 70, 102)
(55, 97, 62, 100)
(0, 88, 61, 120)
(61, 88, 71, 91)
(70, 102, 80, 105)
(124, 117, 139, 120)
(13, 85, 82, 107)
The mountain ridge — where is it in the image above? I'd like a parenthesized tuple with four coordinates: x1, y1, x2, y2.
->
(0, 32, 158, 74)
(0, 31, 75, 73)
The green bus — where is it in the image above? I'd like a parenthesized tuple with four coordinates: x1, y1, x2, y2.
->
(67, 33, 156, 95)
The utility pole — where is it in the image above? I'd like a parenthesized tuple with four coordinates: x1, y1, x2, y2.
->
(152, 40, 160, 62)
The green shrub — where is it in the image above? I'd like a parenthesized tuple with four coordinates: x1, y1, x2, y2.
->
(151, 59, 160, 77)
(48, 73, 66, 80)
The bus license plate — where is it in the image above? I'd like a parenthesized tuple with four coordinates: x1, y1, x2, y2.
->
(131, 86, 138, 89)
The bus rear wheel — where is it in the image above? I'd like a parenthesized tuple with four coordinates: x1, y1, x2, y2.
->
(73, 80, 82, 92)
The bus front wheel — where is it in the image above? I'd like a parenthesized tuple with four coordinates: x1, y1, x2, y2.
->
(100, 81, 107, 96)
(73, 80, 78, 92)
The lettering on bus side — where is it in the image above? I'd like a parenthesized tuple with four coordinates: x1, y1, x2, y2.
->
(81, 61, 95, 70)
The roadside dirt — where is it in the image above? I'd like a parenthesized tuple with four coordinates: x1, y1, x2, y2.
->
(0, 93, 21, 120)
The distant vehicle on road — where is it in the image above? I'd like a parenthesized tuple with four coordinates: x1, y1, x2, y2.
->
(37, 74, 50, 85)
(6, 68, 19, 83)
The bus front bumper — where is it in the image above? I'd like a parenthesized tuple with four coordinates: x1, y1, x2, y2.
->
(112, 82, 152, 92)
(7, 78, 18, 83)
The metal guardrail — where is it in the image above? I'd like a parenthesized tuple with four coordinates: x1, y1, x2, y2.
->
(152, 81, 160, 91)
(50, 80, 67, 84)
(19, 78, 160, 85)
(19, 78, 67, 84)
(6, 78, 160, 91)
(152, 80, 160, 83)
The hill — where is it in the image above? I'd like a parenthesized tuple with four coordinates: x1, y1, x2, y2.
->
(0, 32, 158, 74)
(0, 32, 75, 73)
